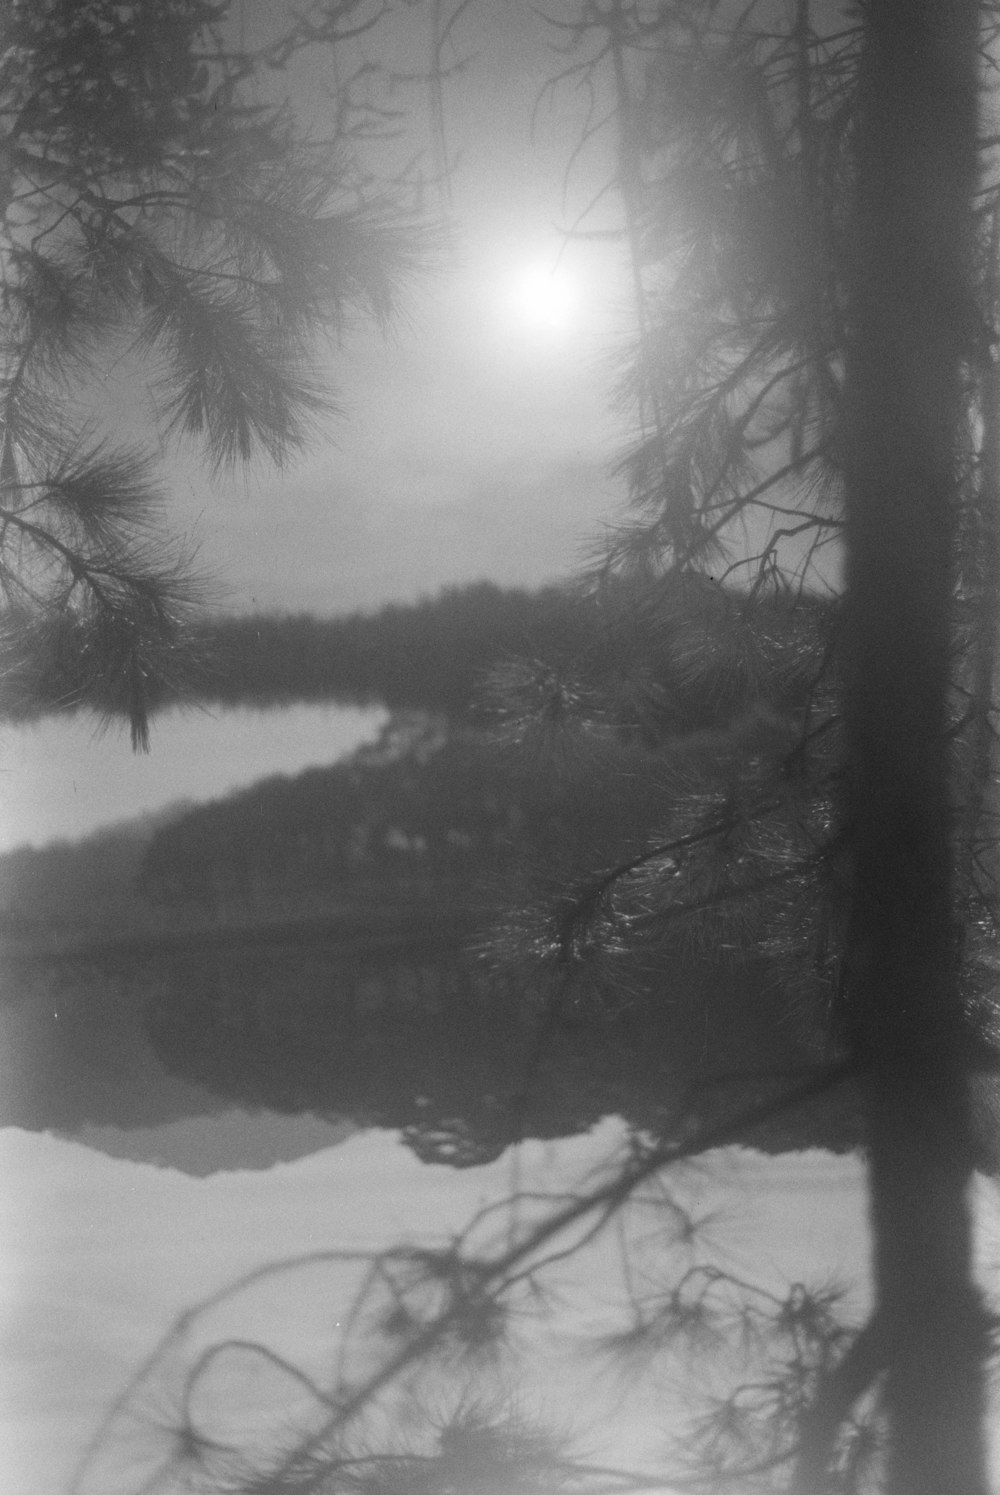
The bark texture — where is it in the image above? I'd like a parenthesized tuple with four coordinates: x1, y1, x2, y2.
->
(841, 2, 989, 1491)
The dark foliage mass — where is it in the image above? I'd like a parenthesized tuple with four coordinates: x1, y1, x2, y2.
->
(193, 585, 599, 716)
(133, 579, 843, 949)
(0, 575, 833, 725)
(122, 551, 1000, 1090)
(141, 940, 854, 1168)
(0, 583, 586, 723)
(134, 714, 499, 912)
(136, 705, 710, 919)
(0, 821, 155, 930)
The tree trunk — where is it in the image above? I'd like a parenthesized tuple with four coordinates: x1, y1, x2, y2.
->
(841, 3, 989, 1492)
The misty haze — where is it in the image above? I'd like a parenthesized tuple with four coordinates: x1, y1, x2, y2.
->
(4, 5, 1000, 1495)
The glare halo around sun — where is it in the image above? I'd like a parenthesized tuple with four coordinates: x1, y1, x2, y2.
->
(504, 261, 581, 335)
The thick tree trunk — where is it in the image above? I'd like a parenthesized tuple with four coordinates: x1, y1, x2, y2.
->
(841, 3, 989, 1492)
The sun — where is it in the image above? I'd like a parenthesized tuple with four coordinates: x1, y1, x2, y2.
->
(504, 261, 581, 335)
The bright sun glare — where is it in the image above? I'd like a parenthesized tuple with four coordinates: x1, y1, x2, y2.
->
(505, 262, 581, 335)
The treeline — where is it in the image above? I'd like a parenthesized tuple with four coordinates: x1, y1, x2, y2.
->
(0, 575, 834, 727)
(193, 583, 597, 715)
(136, 576, 836, 928)
(136, 712, 684, 918)
(192, 574, 833, 734)
(0, 577, 837, 958)
(0, 582, 599, 724)
(0, 810, 190, 945)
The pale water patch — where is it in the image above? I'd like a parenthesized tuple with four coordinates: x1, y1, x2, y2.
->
(0, 703, 388, 853)
(4, 1125, 1000, 1495)
(0, 1124, 868, 1495)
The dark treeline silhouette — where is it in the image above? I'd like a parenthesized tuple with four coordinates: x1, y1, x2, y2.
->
(0, 582, 589, 722)
(0, 813, 185, 945)
(136, 710, 700, 918)
(195, 584, 594, 716)
(0, 575, 834, 726)
(136, 717, 506, 914)
(0, 573, 832, 946)
(137, 586, 833, 931)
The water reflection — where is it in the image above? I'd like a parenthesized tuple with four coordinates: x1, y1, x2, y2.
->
(71, 1112, 355, 1174)
(0, 923, 863, 1177)
(49, 1123, 877, 1495)
(0, 950, 353, 1171)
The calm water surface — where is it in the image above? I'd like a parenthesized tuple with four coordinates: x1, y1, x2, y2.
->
(0, 702, 387, 852)
(0, 702, 887, 1494)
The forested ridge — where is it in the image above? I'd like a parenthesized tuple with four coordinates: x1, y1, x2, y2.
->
(193, 584, 593, 716)
(0, 582, 593, 722)
(0, 576, 834, 724)
(134, 574, 839, 926)
(0, 574, 838, 960)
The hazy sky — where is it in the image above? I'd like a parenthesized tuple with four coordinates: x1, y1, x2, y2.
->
(0, 4, 639, 851)
(160, 1, 633, 616)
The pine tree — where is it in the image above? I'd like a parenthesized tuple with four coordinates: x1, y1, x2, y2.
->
(138, 1, 1000, 1483)
(0, 0, 418, 747)
(486, 0, 998, 1483)
(60, 4, 1000, 1490)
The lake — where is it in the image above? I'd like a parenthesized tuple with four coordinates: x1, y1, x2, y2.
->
(0, 702, 388, 853)
(6, 1112, 1000, 1495)
(6, 934, 1000, 1494)
(3, 1122, 883, 1495)
(0, 925, 869, 1166)
(0, 907, 874, 1494)
(3, 703, 1000, 1494)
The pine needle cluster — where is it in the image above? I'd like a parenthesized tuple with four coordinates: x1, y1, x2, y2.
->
(0, 0, 420, 747)
(479, 0, 1000, 1068)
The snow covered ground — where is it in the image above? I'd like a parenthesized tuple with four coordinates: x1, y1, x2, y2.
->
(3, 1121, 1000, 1495)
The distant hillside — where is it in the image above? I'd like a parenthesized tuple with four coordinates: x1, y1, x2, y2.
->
(0, 712, 540, 949)
(0, 581, 598, 725)
(191, 582, 597, 715)
(136, 713, 551, 919)
(0, 574, 829, 730)
(0, 579, 834, 954)
(0, 806, 193, 946)
(135, 697, 776, 931)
